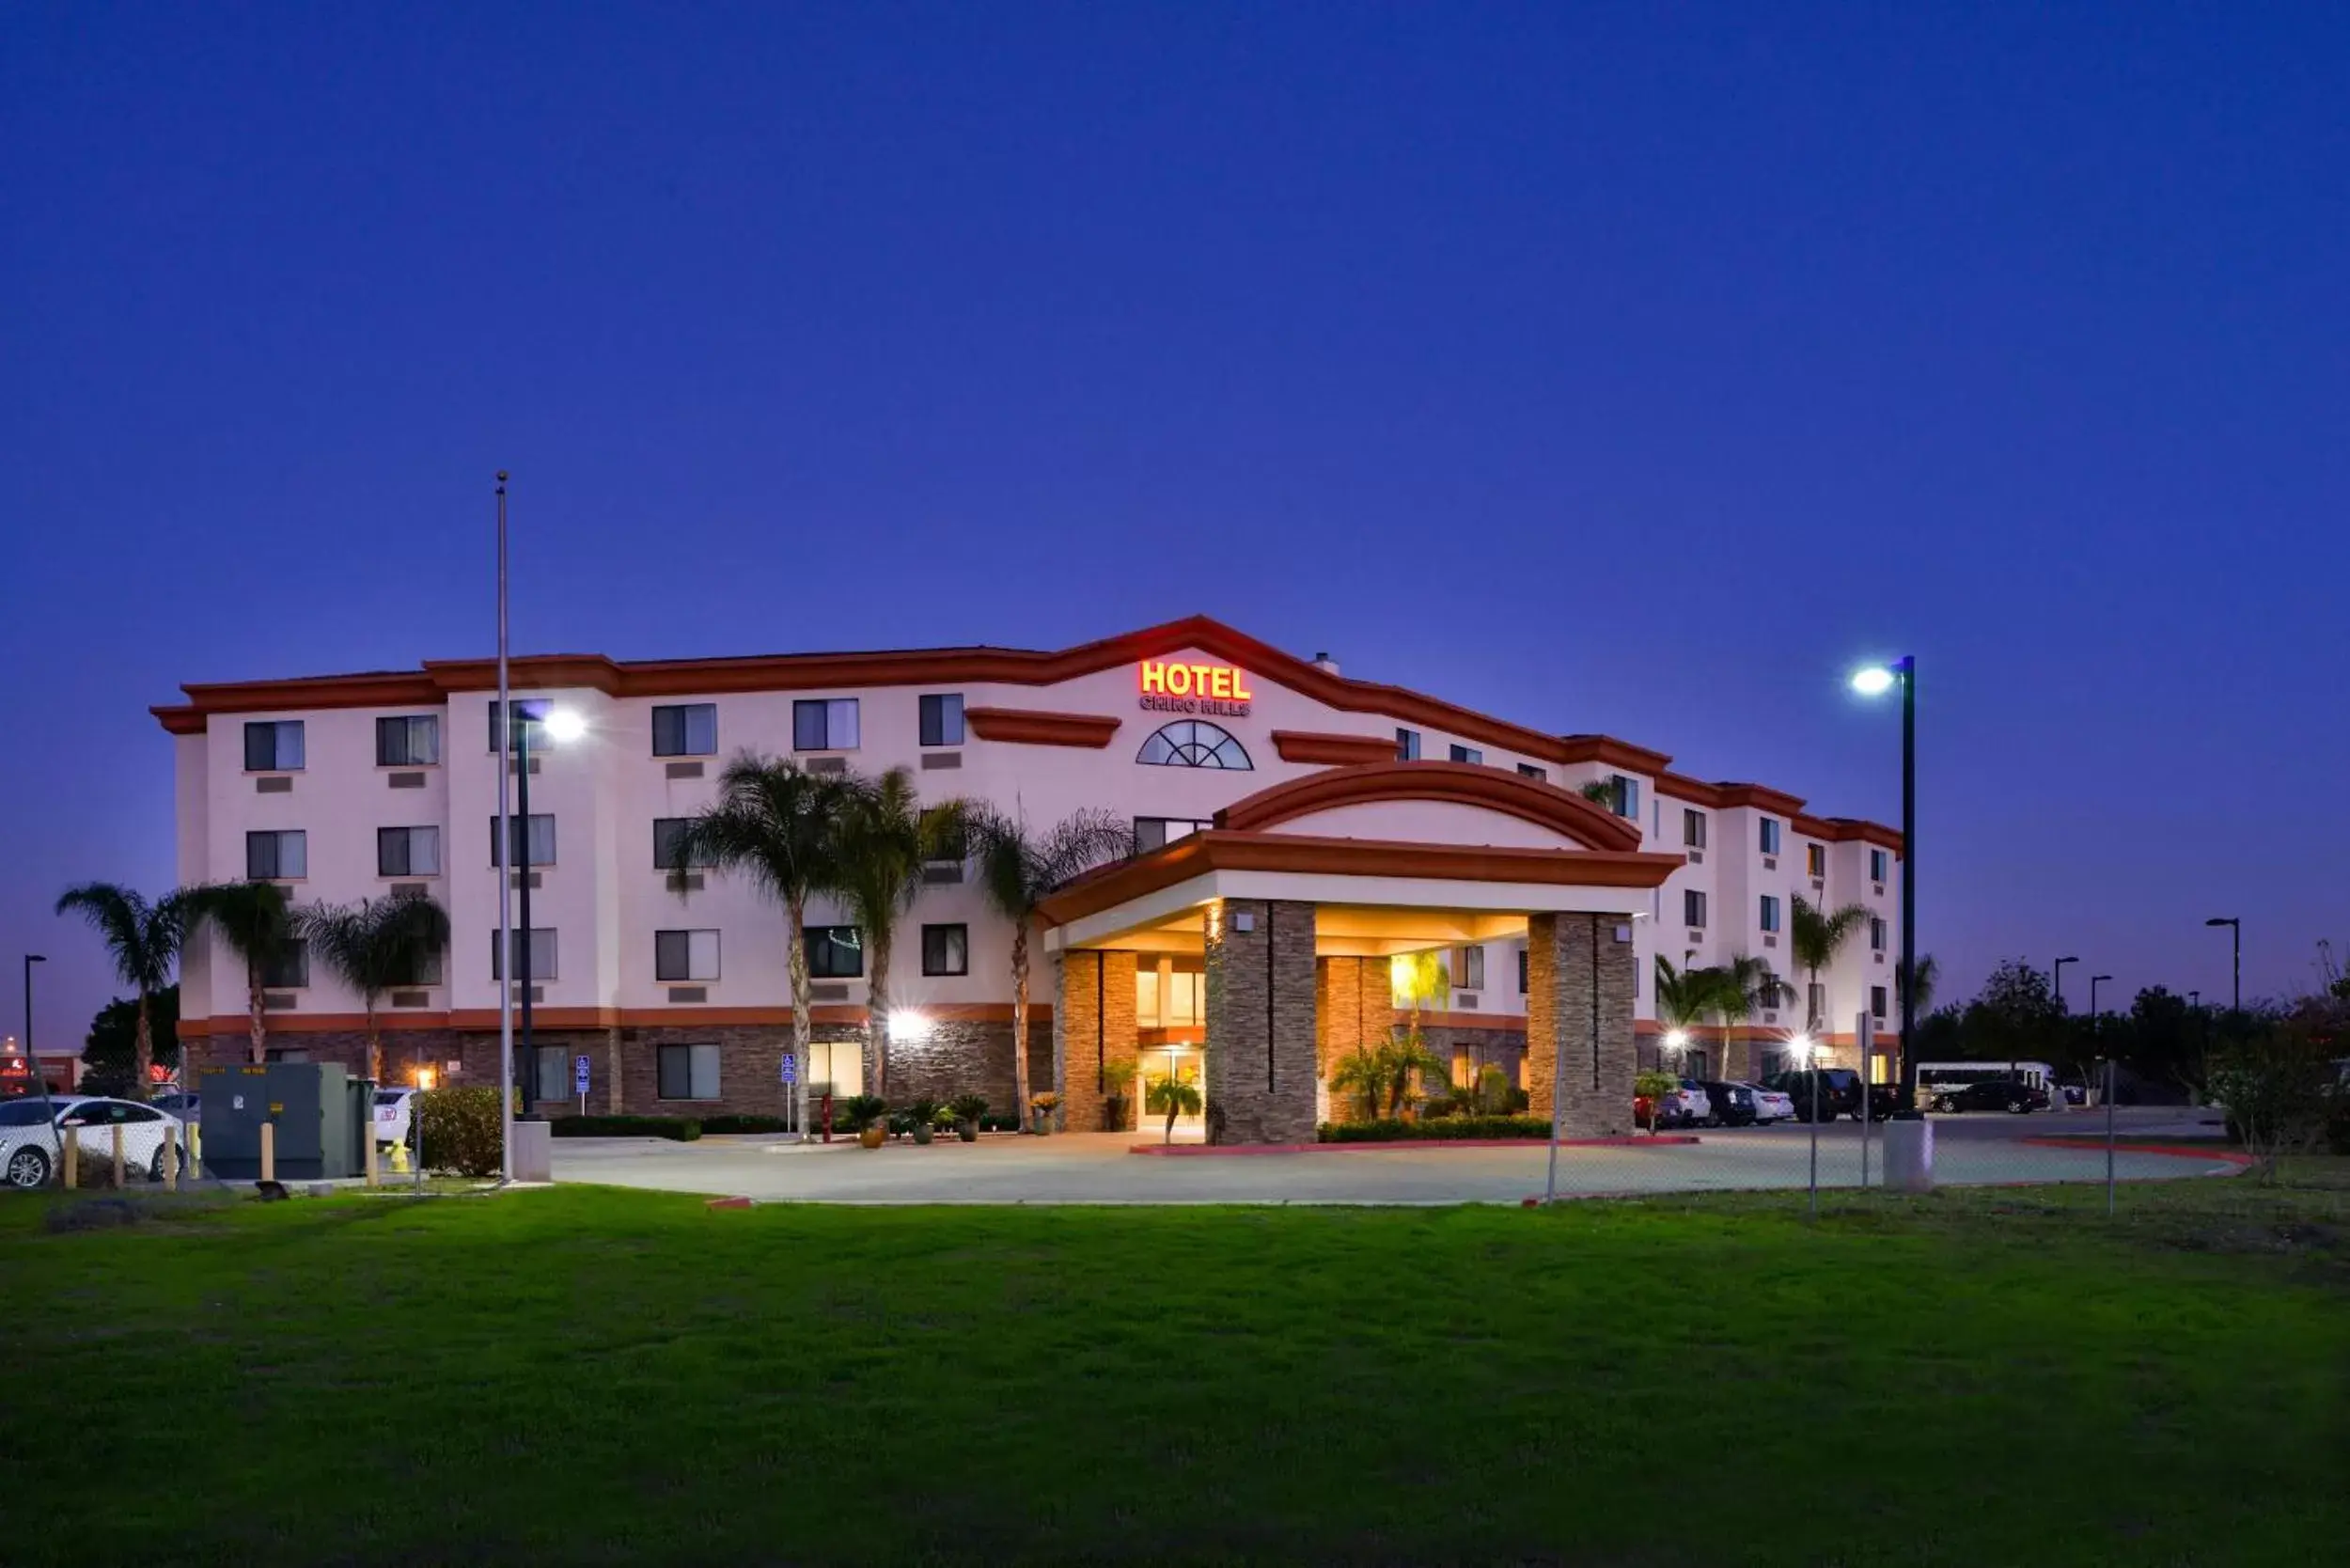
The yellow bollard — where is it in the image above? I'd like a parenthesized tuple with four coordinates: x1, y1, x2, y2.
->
(162, 1123, 180, 1191)
(189, 1122, 201, 1175)
(112, 1125, 125, 1188)
(62, 1133, 79, 1189)
(260, 1121, 276, 1184)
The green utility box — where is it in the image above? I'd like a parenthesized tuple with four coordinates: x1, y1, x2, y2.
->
(195, 1062, 371, 1179)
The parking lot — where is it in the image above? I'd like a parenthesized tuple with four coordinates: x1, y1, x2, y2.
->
(550, 1107, 2241, 1205)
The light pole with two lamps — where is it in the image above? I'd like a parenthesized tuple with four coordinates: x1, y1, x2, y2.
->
(1850, 657, 1916, 1108)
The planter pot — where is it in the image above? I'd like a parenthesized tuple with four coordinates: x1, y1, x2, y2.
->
(856, 1126, 886, 1150)
(913, 1124, 934, 1146)
(957, 1122, 978, 1143)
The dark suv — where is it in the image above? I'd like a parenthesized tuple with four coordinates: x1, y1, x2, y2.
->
(1928, 1077, 2050, 1115)
(1761, 1068, 1897, 1122)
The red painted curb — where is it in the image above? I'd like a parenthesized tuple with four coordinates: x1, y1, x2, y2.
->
(1127, 1136, 1701, 1156)
(704, 1195, 754, 1209)
(2020, 1137, 2253, 1167)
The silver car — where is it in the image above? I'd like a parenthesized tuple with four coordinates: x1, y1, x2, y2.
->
(1, 1096, 187, 1188)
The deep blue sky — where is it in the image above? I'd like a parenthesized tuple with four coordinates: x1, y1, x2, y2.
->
(5, 2, 2344, 1046)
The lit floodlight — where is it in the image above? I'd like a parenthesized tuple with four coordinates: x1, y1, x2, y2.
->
(888, 1010, 934, 1043)
(1850, 666, 1897, 698)
(541, 706, 588, 744)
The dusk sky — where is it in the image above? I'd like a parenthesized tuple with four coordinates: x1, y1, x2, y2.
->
(4, 3, 2344, 1048)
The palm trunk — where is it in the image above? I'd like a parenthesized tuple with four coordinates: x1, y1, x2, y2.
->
(867, 935, 891, 1104)
(133, 993, 154, 1103)
(787, 894, 811, 1132)
(1010, 921, 1031, 1128)
(365, 997, 383, 1086)
(246, 963, 267, 1065)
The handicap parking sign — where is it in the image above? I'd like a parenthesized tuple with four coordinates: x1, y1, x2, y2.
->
(779, 1052, 798, 1084)
(573, 1055, 590, 1093)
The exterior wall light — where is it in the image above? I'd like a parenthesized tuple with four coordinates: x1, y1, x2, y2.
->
(888, 1010, 933, 1044)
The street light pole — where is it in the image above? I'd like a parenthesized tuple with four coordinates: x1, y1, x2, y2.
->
(2203, 917, 2240, 1013)
(495, 472, 514, 1182)
(25, 954, 60, 1166)
(516, 702, 536, 1119)
(2053, 954, 2079, 1011)
(1850, 655, 1917, 1107)
(2092, 972, 2114, 1212)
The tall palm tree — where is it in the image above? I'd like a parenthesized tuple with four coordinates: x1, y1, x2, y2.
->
(180, 881, 295, 1065)
(54, 883, 186, 1101)
(294, 894, 451, 1084)
(670, 754, 864, 1131)
(964, 806, 1132, 1123)
(1790, 894, 1872, 1033)
(1714, 951, 1795, 1080)
(1653, 956, 1727, 1072)
(1897, 951, 1939, 1017)
(833, 767, 961, 1102)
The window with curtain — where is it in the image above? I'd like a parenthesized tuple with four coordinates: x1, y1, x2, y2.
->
(651, 703, 717, 757)
(792, 698, 859, 751)
(654, 929, 720, 982)
(243, 720, 305, 771)
(489, 815, 556, 867)
(375, 714, 439, 766)
(246, 830, 306, 880)
(377, 826, 441, 877)
(658, 1043, 721, 1100)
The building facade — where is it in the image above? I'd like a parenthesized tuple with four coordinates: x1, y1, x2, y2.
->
(154, 616, 1902, 1139)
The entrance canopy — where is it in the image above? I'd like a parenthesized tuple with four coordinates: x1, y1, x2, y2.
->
(1038, 761, 1684, 957)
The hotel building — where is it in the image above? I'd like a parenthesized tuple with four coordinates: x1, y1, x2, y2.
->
(154, 617, 1902, 1141)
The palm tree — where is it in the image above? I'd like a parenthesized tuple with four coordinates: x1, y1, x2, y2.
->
(670, 754, 865, 1131)
(1714, 951, 1794, 1080)
(1144, 1073, 1203, 1145)
(1653, 956, 1727, 1073)
(1897, 952, 1939, 1017)
(964, 806, 1132, 1124)
(54, 884, 186, 1101)
(180, 881, 295, 1065)
(833, 767, 961, 1101)
(294, 894, 451, 1085)
(1790, 894, 1872, 1033)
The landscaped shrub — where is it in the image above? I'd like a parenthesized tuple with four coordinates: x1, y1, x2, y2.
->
(415, 1086, 504, 1176)
(1317, 1116, 1555, 1144)
(550, 1115, 703, 1142)
(978, 1112, 1020, 1133)
(697, 1115, 788, 1136)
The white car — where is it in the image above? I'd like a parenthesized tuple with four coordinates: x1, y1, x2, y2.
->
(1, 1096, 186, 1188)
(1669, 1078, 1716, 1128)
(1741, 1082, 1797, 1123)
(373, 1089, 420, 1150)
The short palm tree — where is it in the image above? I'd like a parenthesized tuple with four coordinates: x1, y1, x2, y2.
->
(671, 754, 865, 1129)
(180, 880, 295, 1065)
(1714, 951, 1794, 1080)
(1144, 1073, 1203, 1145)
(1327, 1044, 1389, 1121)
(1790, 894, 1872, 1033)
(833, 767, 961, 1102)
(294, 894, 451, 1084)
(1382, 1030, 1447, 1119)
(54, 883, 187, 1101)
(964, 806, 1133, 1122)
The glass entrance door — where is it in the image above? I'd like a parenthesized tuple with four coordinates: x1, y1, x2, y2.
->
(1141, 1045, 1206, 1142)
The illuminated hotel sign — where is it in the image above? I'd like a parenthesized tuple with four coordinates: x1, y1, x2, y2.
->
(1137, 660, 1254, 717)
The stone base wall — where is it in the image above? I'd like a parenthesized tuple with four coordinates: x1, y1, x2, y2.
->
(1056, 951, 1139, 1133)
(1313, 956, 1396, 1123)
(1525, 913, 1637, 1137)
(1204, 899, 1319, 1144)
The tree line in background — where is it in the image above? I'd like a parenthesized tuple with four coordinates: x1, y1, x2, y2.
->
(50, 755, 1131, 1118)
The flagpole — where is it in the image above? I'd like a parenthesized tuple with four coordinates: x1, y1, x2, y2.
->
(495, 472, 515, 1183)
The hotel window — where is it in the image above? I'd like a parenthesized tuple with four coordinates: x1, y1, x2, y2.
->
(1516, 763, 1547, 781)
(486, 701, 546, 751)
(652, 818, 720, 870)
(651, 703, 717, 758)
(259, 939, 308, 990)
(1870, 848, 1890, 883)
(1133, 817, 1211, 854)
(1684, 889, 1708, 929)
(1449, 744, 1483, 765)
(1759, 894, 1781, 933)
(1449, 945, 1485, 991)
(245, 829, 307, 880)
(1395, 728, 1420, 760)
(1517, 949, 1528, 994)
(1605, 774, 1640, 818)
(1807, 843, 1827, 878)
(805, 926, 864, 979)
(532, 1045, 571, 1105)
(919, 693, 964, 747)
(491, 928, 558, 981)
(489, 814, 556, 867)
(654, 929, 721, 983)
(921, 923, 968, 977)
(243, 720, 305, 772)
(657, 1043, 721, 1101)
(375, 714, 439, 767)
(387, 944, 443, 987)
(1137, 720, 1252, 769)
(792, 698, 860, 752)
(1871, 985, 1888, 1021)
(377, 826, 441, 878)
(1759, 818, 1781, 855)
(1869, 916, 1888, 951)
(1683, 809, 1707, 849)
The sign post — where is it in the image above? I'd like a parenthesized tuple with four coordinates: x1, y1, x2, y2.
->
(779, 1051, 799, 1140)
(574, 1054, 590, 1117)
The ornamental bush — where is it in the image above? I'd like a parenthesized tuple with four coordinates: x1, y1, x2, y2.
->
(415, 1086, 504, 1176)
(550, 1115, 704, 1141)
(1317, 1116, 1554, 1143)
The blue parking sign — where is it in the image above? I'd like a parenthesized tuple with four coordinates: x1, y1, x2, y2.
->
(779, 1052, 798, 1084)
(573, 1055, 590, 1094)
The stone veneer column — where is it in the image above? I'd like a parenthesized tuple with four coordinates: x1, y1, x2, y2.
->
(1056, 949, 1138, 1133)
(605, 1026, 625, 1115)
(1312, 955, 1399, 1124)
(1524, 912, 1637, 1137)
(1203, 900, 1320, 1144)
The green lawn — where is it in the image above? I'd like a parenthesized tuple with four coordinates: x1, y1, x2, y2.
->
(4, 1173, 2344, 1566)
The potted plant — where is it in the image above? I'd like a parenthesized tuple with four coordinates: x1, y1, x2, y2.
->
(907, 1097, 942, 1146)
(1101, 1059, 1137, 1132)
(1144, 1074, 1203, 1146)
(1027, 1090, 1060, 1135)
(841, 1093, 889, 1150)
(948, 1093, 988, 1141)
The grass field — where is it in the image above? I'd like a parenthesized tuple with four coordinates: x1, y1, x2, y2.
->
(4, 1169, 2345, 1566)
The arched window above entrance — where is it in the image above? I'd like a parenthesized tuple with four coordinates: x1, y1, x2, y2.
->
(1137, 720, 1252, 770)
